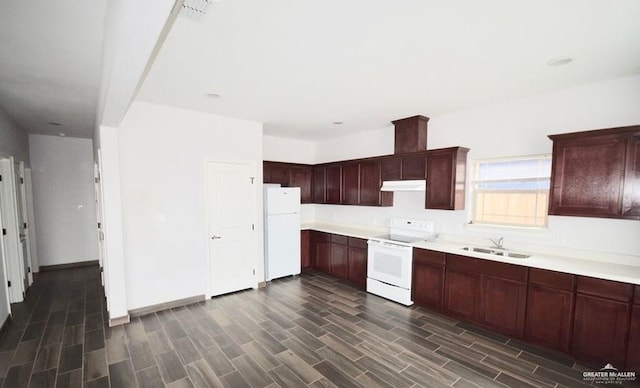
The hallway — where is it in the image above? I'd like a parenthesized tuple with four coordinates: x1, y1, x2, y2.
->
(0, 266, 612, 388)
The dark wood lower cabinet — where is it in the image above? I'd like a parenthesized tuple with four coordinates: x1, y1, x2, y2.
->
(300, 230, 311, 269)
(311, 231, 331, 274)
(308, 231, 640, 369)
(347, 238, 367, 288)
(479, 276, 526, 337)
(627, 305, 640, 370)
(412, 249, 445, 311)
(330, 236, 348, 279)
(525, 284, 574, 353)
(444, 270, 479, 321)
(572, 294, 630, 367)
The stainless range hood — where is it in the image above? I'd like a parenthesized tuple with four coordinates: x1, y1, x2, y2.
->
(380, 180, 426, 192)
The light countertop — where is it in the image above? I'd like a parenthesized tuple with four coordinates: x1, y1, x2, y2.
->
(302, 221, 640, 286)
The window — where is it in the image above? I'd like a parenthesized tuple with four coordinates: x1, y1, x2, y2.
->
(472, 155, 552, 228)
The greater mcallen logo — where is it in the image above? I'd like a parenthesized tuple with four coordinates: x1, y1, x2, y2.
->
(583, 364, 637, 384)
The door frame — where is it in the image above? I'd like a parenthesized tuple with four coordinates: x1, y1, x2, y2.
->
(16, 161, 33, 286)
(203, 159, 260, 299)
(0, 155, 26, 303)
(23, 168, 38, 273)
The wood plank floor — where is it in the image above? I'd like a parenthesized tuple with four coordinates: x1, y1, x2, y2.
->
(0, 265, 625, 387)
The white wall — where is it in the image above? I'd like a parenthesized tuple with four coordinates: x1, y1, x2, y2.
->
(29, 135, 99, 266)
(263, 135, 315, 164)
(0, 106, 29, 163)
(118, 101, 263, 310)
(268, 75, 640, 259)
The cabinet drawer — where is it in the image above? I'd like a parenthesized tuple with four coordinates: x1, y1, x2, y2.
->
(476, 260, 527, 283)
(446, 254, 477, 272)
(529, 268, 574, 291)
(576, 276, 633, 302)
(348, 237, 367, 249)
(413, 248, 445, 266)
(331, 234, 348, 245)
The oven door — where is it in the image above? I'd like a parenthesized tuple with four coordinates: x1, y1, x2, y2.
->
(367, 240, 412, 289)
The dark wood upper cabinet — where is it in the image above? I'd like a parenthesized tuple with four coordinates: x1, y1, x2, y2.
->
(263, 161, 291, 187)
(341, 163, 360, 205)
(401, 153, 427, 180)
(325, 165, 342, 204)
(313, 166, 325, 204)
(360, 160, 392, 206)
(548, 126, 640, 220)
(290, 166, 313, 203)
(392, 115, 429, 154)
(263, 161, 313, 203)
(426, 147, 469, 210)
(381, 156, 402, 181)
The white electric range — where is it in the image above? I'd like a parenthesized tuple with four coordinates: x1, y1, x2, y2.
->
(367, 218, 435, 306)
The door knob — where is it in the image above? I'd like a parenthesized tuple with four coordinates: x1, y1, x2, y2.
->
(211, 235, 222, 240)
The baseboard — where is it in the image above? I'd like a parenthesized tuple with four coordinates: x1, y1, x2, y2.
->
(0, 315, 11, 338)
(39, 260, 99, 272)
(257, 281, 267, 288)
(108, 314, 130, 327)
(129, 294, 206, 317)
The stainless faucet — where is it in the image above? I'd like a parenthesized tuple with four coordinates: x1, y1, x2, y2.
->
(487, 237, 504, 249)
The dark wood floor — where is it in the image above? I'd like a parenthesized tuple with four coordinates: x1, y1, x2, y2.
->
(0, 265, 625, 388)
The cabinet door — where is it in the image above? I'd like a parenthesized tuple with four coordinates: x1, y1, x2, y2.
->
(412, 260, 444, 311)
(341, 163, 360, 205)
(263, 162, 289, 186)
(549, 134, 626, 218)
(312, 166, 325, 204)
(401, 153, 426, 180)
(444, 270, 479, 321)
(479, 276, 526, 337)
(426, 148, 468, 210)
(290, 166, 313, 204)
(330, 241, 348, 280)
(300, 230, 311, 269)
(360, 160, 381, 206)
(312, 232, 331, 274)
(381, 157, 401, 181)
(325, 165, 342, 204)
(347, 244, 367, 288)
(626, 305, 640, 371)
(572, 294, 630, 367)
(524, 284, 574, 352)
(622, 134, 640, 218)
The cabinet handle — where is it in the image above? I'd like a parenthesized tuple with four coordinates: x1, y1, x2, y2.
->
(211, 235, 222, 240)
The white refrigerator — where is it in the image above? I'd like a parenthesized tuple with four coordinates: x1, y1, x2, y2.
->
(264, 186, 301, 281)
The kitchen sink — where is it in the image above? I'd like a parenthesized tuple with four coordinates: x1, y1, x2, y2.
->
(461, 246, 530, 259)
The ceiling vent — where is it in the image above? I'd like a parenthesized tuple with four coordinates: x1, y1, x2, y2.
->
(180, 0, 213, 20)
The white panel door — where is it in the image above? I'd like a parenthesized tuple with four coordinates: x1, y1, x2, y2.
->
(0, 158, 24, 302)
(206, 162, 256, 297)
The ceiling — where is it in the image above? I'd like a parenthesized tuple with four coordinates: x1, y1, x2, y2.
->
(138, 0, 640, 140)
(1, 1, 639, 141)
(0, 0, 108, 138)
